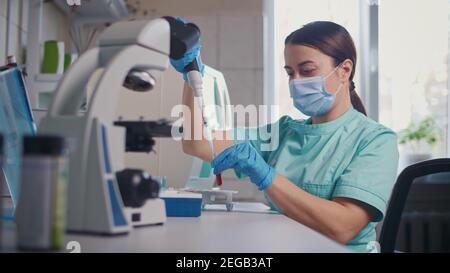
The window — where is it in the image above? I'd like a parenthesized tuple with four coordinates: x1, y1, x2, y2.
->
(379, 0, 449, 157)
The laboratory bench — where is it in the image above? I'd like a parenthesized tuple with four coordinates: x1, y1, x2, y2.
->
(0, 204, 349, 253)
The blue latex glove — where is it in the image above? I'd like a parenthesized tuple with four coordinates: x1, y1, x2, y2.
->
(169, 17, 205, 81)
(211, 143, 275, 190)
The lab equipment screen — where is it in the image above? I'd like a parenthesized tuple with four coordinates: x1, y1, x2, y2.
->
(0, 67, 36, 208)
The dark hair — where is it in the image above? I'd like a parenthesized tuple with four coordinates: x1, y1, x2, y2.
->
(285, 21, 367, 116)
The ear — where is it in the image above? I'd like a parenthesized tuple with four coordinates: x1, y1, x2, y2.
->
(339, 59, 353, 83)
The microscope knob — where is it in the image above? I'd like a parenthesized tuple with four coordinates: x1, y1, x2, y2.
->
(116, 169, 160, 208)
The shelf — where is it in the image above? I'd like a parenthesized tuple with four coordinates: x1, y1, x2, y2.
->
(53, 0, 129, 22)
(35, 73, 62, 82)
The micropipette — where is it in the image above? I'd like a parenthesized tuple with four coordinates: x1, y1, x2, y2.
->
(186, 69, 223, 187)
(164, 16, 223, 187)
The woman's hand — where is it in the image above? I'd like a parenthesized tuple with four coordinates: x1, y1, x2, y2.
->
(211, 143, 275, 190)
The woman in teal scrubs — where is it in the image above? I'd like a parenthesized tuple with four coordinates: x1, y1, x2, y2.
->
(173, 21, 399, 252)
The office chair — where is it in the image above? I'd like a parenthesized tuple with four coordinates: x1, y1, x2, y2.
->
(379, 158, 450, 253)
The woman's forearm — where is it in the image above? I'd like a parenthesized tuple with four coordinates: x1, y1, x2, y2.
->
(181, 82, 233, 162)
(181, 82, 211, 161)
(265, 174, 371, 244)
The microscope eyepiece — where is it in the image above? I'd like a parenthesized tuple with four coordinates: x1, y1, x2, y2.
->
(123, 69, 156, 92)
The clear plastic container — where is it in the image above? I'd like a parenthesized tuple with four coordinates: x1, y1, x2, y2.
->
(15, 135, 67, 250)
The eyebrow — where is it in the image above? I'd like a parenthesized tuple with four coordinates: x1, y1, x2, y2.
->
(284, 60, 316, 70)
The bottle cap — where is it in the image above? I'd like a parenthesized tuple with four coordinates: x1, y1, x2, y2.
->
(23, 135, 66, 156)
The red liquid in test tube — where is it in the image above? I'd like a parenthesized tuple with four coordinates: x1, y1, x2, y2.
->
(216, 174, 222, 186)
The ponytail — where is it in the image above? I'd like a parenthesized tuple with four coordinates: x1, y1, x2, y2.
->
(349, 80, 367, 116)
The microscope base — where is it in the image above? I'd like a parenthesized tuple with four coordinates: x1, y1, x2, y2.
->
(124, 198, 167, 227)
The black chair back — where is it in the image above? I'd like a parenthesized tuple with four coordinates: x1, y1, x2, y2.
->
(379, 158, 450, 253)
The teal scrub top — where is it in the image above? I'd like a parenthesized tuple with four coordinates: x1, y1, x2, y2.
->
(232, 107, 399, 252)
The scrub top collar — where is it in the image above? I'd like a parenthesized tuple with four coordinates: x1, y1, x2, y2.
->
(288, 106, 358, 135)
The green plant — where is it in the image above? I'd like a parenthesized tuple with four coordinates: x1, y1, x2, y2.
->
(398, 117, 439, 149)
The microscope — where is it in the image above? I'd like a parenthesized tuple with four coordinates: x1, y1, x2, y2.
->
(39, 17, 201, 234)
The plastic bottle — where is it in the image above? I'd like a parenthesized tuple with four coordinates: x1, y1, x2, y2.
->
(15, 135, 67, 250)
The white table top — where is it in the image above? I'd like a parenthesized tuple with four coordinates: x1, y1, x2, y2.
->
(1, 208, 348, 253)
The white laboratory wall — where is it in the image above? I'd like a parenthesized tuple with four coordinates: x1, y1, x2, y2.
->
(0, 0, 24, 64)
(40, 2, 71, 51)
(0, 1, 69, 65)
(7, 0, 25, 64)
(113, 0, 265, 201)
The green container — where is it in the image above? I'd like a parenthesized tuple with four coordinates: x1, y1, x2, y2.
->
(64, 53, 71, 71)
(42, 40, 64, 74)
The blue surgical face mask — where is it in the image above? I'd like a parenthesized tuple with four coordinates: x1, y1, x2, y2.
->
(289, 65, 343, 117)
